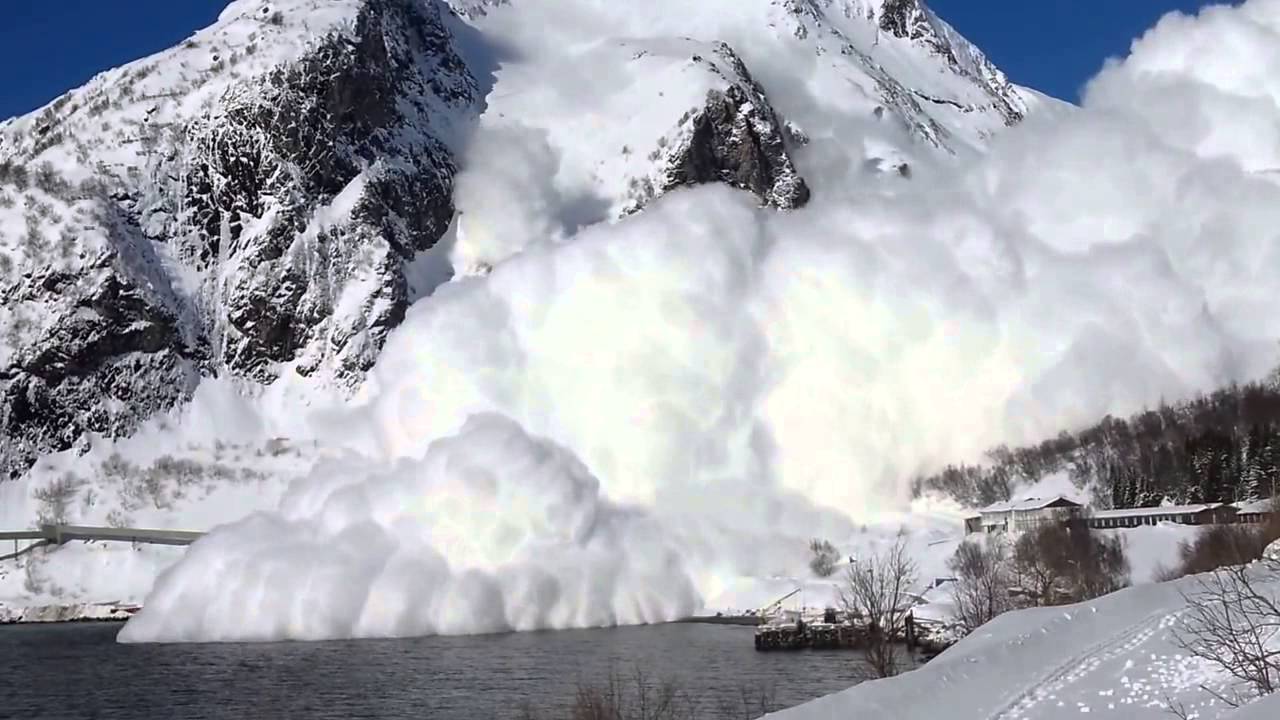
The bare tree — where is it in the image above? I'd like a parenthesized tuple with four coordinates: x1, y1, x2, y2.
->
(949, 535, 1013, 632)
(841, 537, 919, 677)
(1172, 560, 1280, 704)
(1012, 527, 1062, 605)
(1012, 521, 1129, 605)
(808, 538, 839, 578)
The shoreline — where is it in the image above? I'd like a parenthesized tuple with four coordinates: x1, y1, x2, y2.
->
(0, 602, 139, 625)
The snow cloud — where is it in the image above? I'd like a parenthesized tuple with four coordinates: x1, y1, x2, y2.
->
(119, 0, 1280, 641)
(119, 414, 698, 643)
(450, 124, 570, 275)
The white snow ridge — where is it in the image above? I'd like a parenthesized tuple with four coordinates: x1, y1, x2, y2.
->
(0, 4, 1279, 718)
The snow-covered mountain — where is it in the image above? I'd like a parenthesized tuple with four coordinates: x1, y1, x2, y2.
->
(0, 0, 487, 480)
(0, 0, 1036, 482)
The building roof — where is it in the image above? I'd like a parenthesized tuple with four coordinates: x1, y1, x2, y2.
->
(979, 496, 1081, 514)
(1090, 503, 1235, 520)
(1237, 498, 1275, 514)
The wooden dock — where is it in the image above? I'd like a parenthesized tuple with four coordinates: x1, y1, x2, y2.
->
(752, 612, 954, 657)
(754, 621, 866, 650)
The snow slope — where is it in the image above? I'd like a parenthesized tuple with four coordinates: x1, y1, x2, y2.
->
(770, 565, 1280, 720)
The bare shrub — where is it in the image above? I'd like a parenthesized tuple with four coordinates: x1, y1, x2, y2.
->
(0, 161, 30, 190)
(841, 536, 919, 678)
(808, 538, 839, 578)
(100, 452, 137, 480)
(33, 473, 85, 526)
(105, 509, 131, 528)
(1172, 560, 1280, 704)
(949, 534, 1013, 632)
(32, 162, 71, 197)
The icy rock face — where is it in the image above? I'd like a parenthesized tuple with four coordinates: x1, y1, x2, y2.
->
(0, 0, 480, 479)
(175, 0, 475, 381)
(648, 43, 811, 212)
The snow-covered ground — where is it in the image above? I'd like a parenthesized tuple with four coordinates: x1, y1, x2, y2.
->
(770, 565, 1280, 720)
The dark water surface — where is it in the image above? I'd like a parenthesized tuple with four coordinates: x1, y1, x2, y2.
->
(0, 621, 873, 719)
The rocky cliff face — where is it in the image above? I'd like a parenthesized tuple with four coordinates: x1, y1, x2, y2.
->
(0, 0, 481, 478)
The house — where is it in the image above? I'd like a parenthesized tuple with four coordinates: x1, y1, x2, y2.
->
(964, 496, 1083, 534)
(1236, 498, 1275, 525)
(1085, 503, 1238, 530)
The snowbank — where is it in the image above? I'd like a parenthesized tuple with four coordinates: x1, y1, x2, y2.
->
(770, 566, 1280, 720)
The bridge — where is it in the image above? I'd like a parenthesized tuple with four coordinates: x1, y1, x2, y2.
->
(0, 525, 205, 562)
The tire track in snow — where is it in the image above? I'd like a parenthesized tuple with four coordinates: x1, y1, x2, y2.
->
(986, 608, 1172, 720)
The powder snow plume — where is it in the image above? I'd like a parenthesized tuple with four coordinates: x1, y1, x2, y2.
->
(113, 0, 1280, 642)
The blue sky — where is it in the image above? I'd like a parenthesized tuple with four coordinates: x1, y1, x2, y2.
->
(0, 0, 1230, 121)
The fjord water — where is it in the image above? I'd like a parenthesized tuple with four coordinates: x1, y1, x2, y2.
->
(0, 622, 871, 719)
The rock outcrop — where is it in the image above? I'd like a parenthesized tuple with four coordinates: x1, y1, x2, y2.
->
(657, 44, 811, 211)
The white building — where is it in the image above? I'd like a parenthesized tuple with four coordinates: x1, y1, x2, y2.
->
(964, 496, 1083, 534)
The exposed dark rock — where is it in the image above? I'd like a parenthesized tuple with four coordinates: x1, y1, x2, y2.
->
(879, 0, 934, 42)
(659, 43, 810, 210)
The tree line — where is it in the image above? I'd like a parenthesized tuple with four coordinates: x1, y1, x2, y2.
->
(912, 380, 1280, 509)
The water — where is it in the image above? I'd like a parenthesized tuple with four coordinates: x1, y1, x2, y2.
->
(0, 622, 875, 719)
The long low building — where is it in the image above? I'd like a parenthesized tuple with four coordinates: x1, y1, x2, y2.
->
(1085, 503, 1238, 529)
(1237, 498, 1276, 524)
(966, 497, 1275, 534)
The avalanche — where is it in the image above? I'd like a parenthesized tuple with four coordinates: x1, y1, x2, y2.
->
(1, 0, 1278, 665)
